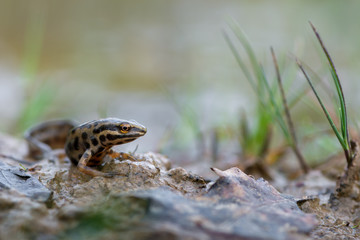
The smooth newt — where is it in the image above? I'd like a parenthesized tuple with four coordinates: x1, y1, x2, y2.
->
(25, 118, 147, 177)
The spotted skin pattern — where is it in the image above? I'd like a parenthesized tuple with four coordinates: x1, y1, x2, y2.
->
(26, 118, 147, 177)
(65, 118, 147, 177)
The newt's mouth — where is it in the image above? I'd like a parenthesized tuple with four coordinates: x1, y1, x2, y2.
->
(129, 121, 147, 136)
(134, 126, 147, 136)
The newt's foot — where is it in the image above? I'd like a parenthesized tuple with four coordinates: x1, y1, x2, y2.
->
(108, 150, 139, 162)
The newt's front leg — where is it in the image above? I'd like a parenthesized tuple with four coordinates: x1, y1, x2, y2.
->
(78, 149, 123, 178)
(107, 149, 139, 162)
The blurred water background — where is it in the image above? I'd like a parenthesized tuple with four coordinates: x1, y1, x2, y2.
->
(1, 0, 360, 167)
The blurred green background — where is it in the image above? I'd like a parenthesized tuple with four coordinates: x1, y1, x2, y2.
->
(1, 0, 360, 165)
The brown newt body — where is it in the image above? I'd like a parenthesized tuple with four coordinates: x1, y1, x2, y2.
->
(25, 118, 147, 177)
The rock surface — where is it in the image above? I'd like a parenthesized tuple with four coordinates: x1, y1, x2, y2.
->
(0, 162, 52, 202)
(0, 134, 317, 240)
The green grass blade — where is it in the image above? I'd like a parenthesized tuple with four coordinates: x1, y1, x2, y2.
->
(297, 60, 346, 150)
(223, 31, 258, 94)
(258, 65, 291, 142)
(240, 108, 272, 157)
(310, 22, 350, 150)
(229, 20, 267, 96)
(226, 21, 291, 143)
(287, 59, 325, 109)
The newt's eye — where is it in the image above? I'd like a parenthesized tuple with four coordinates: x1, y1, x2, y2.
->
(120, 123, 131, 133)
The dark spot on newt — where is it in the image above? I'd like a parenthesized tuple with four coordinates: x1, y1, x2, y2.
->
(74, 137, 79, 150)
(70, 157, 78, 165)
(91, 137, 99, 146)
(67, 142, 73, 151)
(106, 134, 118, 141)
(84, 142, 90, 149)
(94, 124, 118, 134)
(81, 132, 88, 139)
(99, 135, 106, 143)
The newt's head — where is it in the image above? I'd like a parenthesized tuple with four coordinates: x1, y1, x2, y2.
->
(93, 118, 147, 147)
